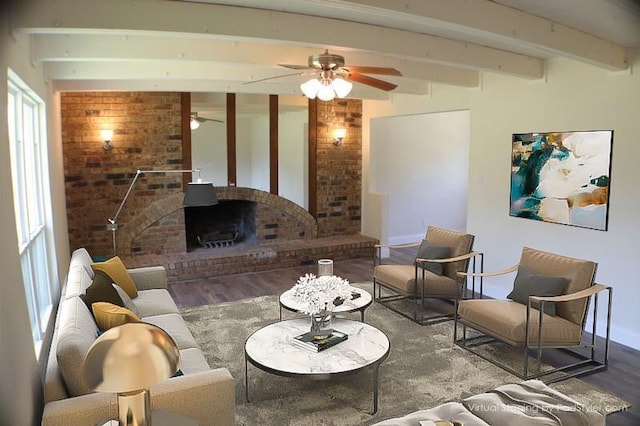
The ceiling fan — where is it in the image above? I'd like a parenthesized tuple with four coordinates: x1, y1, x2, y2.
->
(246, 50, 402, 100)
(190, 112, 223, 130)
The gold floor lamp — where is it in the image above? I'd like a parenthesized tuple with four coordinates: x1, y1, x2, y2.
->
(83, 323, 181, 426)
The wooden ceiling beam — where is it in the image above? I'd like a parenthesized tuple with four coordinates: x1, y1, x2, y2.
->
(346, 0, 628, 70)
(16, 0, 543, 78)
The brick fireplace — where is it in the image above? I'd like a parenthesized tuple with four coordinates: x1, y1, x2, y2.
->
(61, 91, 375, 281)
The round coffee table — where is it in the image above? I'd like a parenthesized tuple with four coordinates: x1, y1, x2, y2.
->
(244, 318, 390, 414)
(279, 286, 372, 321)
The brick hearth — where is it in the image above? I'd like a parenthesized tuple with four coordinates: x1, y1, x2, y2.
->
(124, 234, 376, 282)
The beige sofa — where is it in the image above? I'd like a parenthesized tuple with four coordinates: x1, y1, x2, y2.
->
(42, 248, 235, 426)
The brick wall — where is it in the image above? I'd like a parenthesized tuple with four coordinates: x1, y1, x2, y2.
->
(314, 99, 362, 236)
(62, 92, 184, 257)
(62, 92, 367, 270)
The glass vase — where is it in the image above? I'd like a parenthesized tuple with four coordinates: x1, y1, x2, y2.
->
(317, 259, 333, 276)
(310, 308, 333, 339)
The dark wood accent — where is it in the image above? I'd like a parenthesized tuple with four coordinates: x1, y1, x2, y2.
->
(308, 98, 318, 217)
(269, 94, 278, 194)
(226, 93, 237, 186)
(169, 246, 639, 425)
(181, 92, 192, 190)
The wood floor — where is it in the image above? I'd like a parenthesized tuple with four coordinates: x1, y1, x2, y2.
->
(168, 252, 638, 425)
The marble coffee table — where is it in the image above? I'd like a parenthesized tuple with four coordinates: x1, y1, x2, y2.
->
(244, 318, 390, 414)
(279, 286, 372, 321)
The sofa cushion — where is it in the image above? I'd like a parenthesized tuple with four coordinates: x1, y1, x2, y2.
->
(507, 265, 566, 315)
(91, 256, 138, 298)
(92, 302, 141, 331)
(134, 289, 180, 317)
(80, 270, 124, 310)
(64, 248, 96, 299)
(143, 314, 199, 350)
(113, 284, 140, 316)
(56, 297, 100, 397)
(178, 348, 212, 375)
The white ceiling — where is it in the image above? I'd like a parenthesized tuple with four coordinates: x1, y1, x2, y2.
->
(12, 0, 640, 101)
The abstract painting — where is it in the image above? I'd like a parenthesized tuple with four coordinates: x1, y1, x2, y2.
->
(510, 130, 613, 231)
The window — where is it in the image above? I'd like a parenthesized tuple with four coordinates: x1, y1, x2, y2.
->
(8, 69, 58, 356)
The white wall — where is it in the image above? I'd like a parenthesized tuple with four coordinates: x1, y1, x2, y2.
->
(252, 115, 270, 190)
(363, 55, 640, 349)
(191, 118, 227, 186)
(1, 31, 70, 425)
(278, 110, 308, 208)
(369, 110, 470, 245)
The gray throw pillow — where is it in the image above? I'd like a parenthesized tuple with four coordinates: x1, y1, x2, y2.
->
(507, 265, 566, 315)
(415, 240, 451, 275)
(80, 270, 124, 310)
(112, 283, 140, 317)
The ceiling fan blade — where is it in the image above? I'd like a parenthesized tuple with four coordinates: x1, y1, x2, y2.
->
(243, 71, 309, 85)
(343, 66, 402, 76)
(278, 64, 313, 70)
(347, 72, 398, 91)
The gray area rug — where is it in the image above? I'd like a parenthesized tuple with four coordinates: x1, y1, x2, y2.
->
(181, 283, 628, 425)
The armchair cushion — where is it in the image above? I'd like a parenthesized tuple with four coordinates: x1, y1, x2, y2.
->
(507, 266, 566, 315)
(425, 226, 474, 279)
(458, 299, 582, 346)
(374, 264, 461, 297)
(519, 247, 597, 325)
(416, 240, 450, 275)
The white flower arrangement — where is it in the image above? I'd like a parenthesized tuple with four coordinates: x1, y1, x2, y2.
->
(292, 273, 353, 315)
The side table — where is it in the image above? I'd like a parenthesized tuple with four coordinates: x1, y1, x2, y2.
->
(279, 286, 372, 321)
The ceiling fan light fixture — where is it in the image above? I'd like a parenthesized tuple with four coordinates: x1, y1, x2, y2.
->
(300, 78, 321, 99)
(317, 81, 335, 101)
(332, 78, 352, 98)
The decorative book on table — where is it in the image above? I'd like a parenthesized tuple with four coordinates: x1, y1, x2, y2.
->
(292, 330, 348, 352)
(333, 291, 361, 306)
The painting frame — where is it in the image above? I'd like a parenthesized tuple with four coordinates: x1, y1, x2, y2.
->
(510, 130, 613, 231)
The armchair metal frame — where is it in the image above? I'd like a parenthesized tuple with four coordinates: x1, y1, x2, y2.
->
(454, 263, 612, 383)
(373, 239, 483, 326)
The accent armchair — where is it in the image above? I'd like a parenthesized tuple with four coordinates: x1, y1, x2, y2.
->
(454, 247, 612, 383)
(373, 226, 483, 325)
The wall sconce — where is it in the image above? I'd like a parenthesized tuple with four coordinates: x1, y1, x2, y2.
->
(333, 128, 347, 146)
(190, 113, 200, 130)
(101, 129, 114, 151)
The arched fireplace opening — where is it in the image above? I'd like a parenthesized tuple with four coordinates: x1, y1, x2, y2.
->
(185, 200, 257, 251)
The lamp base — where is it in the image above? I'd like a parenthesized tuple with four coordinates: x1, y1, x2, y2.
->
(100, 410, 198, 426)
(117, 389, 151, 426)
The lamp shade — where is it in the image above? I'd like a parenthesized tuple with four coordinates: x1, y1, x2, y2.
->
(300, 78, 321, 99)
(317, 82, 335, 101)
(183, 182, 218, 207)
(83, 323, 181, 394)
(332, 78, 352, 98)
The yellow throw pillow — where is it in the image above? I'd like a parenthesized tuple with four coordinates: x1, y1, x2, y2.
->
(91, 256, 138, 298)
(92, 302, 140, 331)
